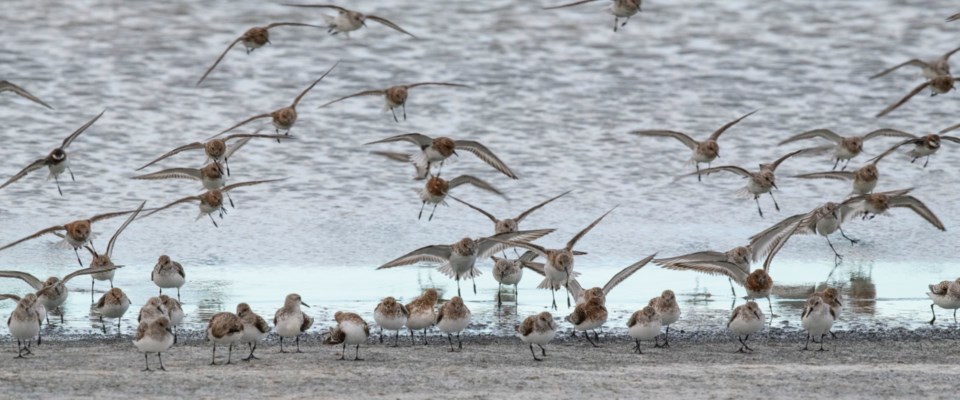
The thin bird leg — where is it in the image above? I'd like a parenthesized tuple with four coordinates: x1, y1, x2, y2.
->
(743, 335, 754, 351)
(338, 343, 346, 360)
(458, 332, 463, 350)
(696, 163, 702, 182)
(402, 103, 407, 121)
(210, 344, 217, 365)
(447, 334, 455, 352)
(923, 156, 930, 168)
(729, 278, 737, 297)
(91, 279, 95, 303)
(583, 331, 599, 348)
(55, 175, 63, 196)
(613, 17, 619, 32)
(158, 352, 166, 371)
(838, 227, 859, 244)
(394, 330, 400, 347)
(825, 236, 843, 265)
(818, 334, 827, 351)
(803, 333, 810, 351)
(418, 201, 427, 220)
(423, 328, 429, 346)
(530, 344, 542, 361)
(929, 304, 937, 325)
(428, 203, 440, 221)
(769, 191, 781, 212)
(68, 166, 76, 182)
(634, 338, 642, 354)
(208, 214, 220, 227)
(354, 344, 362, 361)
(100, 315, 106, 334)
(832, 158, 840, 171)
(538, 344, 546, 356)
(296, 335, 302, 353)
(142, 352, 150, 371)
(391, 107, 399, 123)
(737, 336, 747, 353)
(663, 326, 672, 347)
(754, 196, 764, 218)
(279, 337, 285, 353)
(75, 248, 84, 267)
(472, 275, 477, 294)
(497, 282, 503, 309)
(226, 343, 233, 364)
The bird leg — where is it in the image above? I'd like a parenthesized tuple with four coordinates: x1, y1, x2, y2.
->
(737, 336, 747, 353)
(929, 304, 936, 325)
(583, 331, 599, 348)
(418, 201, 426, 220)
(818, 334, 827, 351)
(391, 107, 399, 123)
(354, 344, 362, 361)
(530, 344, 542, 361)
(497, 282, 503, 309)
(393, 330, 400, 347)
(663, 326, 672, 347)
(338, 343, 346, 360)
(838, 227, 859, 244)
(447, 334, 455, 352)
(100, 315, 106, 334)
(210, 344, 217, 365)
(157, 352, 166, 371)
(754, 195, 764, 218)
(768, 191, 781, 212)
(55, 175, 63, 196)
(457, 332, 463, 350)
(402, 103, 407, 121)
(279, 337, 285, 353)
(634, 339, 643, 354)
(142, 352, 150, 371)
(296, 335, 302, 353)
(539, 344, 547, 356)
(74, 248, 84, 267)
(825, 236, 843, 265)
(208, 214, 219, 227)
(613, 17, 619, 32)
(803, 333, 810, 351)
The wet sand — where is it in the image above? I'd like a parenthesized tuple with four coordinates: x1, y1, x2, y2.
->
(1, 328, 957, 399)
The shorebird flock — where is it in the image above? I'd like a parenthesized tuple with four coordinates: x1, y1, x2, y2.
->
(1, 2, 959, 368)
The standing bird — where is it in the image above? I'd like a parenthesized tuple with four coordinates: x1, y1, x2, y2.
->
(274, 293, 312, 352)
(875, 75, 960, 117)
(6, 293, 43, 358)
(136, 134, 293, 176)
(504, 208, 616, 309)
(373, 297, 408, 346)
(517, 312, 557, 361)
(1, 80, 53, 109)
(366, 133, 519, 179)
(160, 295, 185, 344)
(405, 288, 438, 345)
(417, 175, 506, 221)
(926, 278, 960, 324)
(207, 312, 244, 365)
(133, 317, 174, 371)
(630, 110, 757, 181)
(282, 4, 417, 38)
(237, 303, 270, 361)
(377, 230, 554, 297)
(566, 296, 607, 347)
(138, 297, 169, 325)
(196, 23, 323, 85)
(778, 128, 914, 170)
(688, 149, 806, 217)
(544, 0, 643, 32)
(727, 301, 765, 353)
(0, 266, 119, 324)
(80, 201, 144, 300)
(451, 191, 572, 237)
(490, 251, 539, 308)
(94, 288, 131, 335)
(627, 306, 661, 354)
(211, 61, 339, 137)
(151, 255, 186, 302)
(323, 311, 370, 360)
(656, 246, 774, 314)
(1, 110, 103, 195)
(869, 133, 960, 168)
(319, 82, 469, 122)
(870, 46, 960, 81)
(649, 290, 681, 347)
(139, 179, 284, 227)
(801, 294, 836, 351)
(436, 296, 472, 352)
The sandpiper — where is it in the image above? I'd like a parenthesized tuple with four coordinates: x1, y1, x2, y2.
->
(95, 288, 131, 335)
(544, 0, 643, 32)
(566, 296, 607, 347)
(133, 316, 174, 371)
(949, 12, 960, 22)
(207, 312, 244, 365)
(79, 201, 144, 300)
(6, 293, 43, 358)
(749, 202, 856, 267)
(0, 110, 103, 195)
(793, 161, 880, 196)
(841, 188, 945, 231)
(404, 289, 438, 345)
(689, 149, 806, 217)
(1, 80, 53, 109)
(273, 293, 312, 352)
(324, 311, 370, 360)
(373, 297, 408, 346)
(436, 296, 471, 352)
(366, 133, 519, 179)
(160, 295, 185, 343)
(377, 229, 554, 297)
(236, 303, 270, 361)
(196, 23, 323, 85)
(140, 179, 284, 227)
(151, 255, 186, 302)
(630, 110, 757, 180)
(370, 151, 429, 180)
(132, 163, 226, 192)
(137, 133, 293, 175)
(320, 82, 469, 122)
(728, 301, 765, 353)
(282, 4, 417, 38)
(778, 128, 915, 170)
(927, 278, 960, 324)
(801, 294, 835, 351)
(627, 306, 661, 354)
(876, 75, 960, 117)
(0, 266, 120, 324)
(526, 254, 656, 306)
(138, 297, 169, 325)
(503, 208, 616, 309)
(490, 251, 539, 308)
(451, 191, 572, 236)
(0, 207, 139, 266)
(417, 175, 506, 221)
(820, 287, 843, 330)
(869, 133, 959, 167)
(870, 46, 960, 80)
(517, 312, 557, 361)
(649, 290, 681, 347)
(211, 61, 339, 137)
(656, 246, 774, 313)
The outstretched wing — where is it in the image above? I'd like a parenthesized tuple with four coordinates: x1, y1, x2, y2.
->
(709, 109, 759, 141)
(449, 196, 499, 223)
(869, 59, 928, 79)
(136, 142, 206, 171)
(212, 113, 273, 139)
(453, 140, 518, 179)
(0, 80, 53, 109)
(105, 201, 146, 257)
(0, 158, 47, 189)
(365, 133, 434, 149)
(131, 168, 202, 182)
(0, 293, 23, 302)
(376, 245, 452, 269)
(477, 229, 555, 259)
(281, 4, 348, 12)
(405, 82, 470, 90)
(687, 165, 753, 179)
(62, 266, 121, 284)
(629, 130, 698, 150)
(543, 0, 600, 10)
(317, 89, 386, 109)
(875, 81, 932, 118)
(792, 171, 855, 181)
(655, 258, 748, 285)
(767, 149, 806, 172)
(566, 206, 616, 250)
(0, 271, 44, 290)
(448, 175, 505, 197)
(196, 36, 244, 86)
(264, 22, 324, 30)
(0, 225, 66, 252)
(366, 15, 417, 38)
(861, 128, 916, 141)
(889, 195, 946, 231)
(89, 207, 143, 223)
(778, 129, 843, 145)
(139, 196, 200, 219)
(222, 178, 286, 193)
(62, 110, 105, 149)
(290, 60, 339, 108)
(868, 137, 921, 164)
(602, 253, 656, 296)
(515, 190, 572, 222)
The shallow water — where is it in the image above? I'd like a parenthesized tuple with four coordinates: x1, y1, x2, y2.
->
(0, 0, 958, 337)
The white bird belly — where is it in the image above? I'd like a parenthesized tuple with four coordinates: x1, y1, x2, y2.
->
(519, 329, 556, 345)
(629, 321, 662, 340)
(437, 315, 471, 333)
(134, 335, 174, 353)
(405, 311, 435, 330)
(275, 316, 304, 337)
(374, 314, 407, 331)
(152, 270, 185, 289)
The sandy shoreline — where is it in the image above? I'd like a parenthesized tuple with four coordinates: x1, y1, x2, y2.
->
(1, 328, 958, 399)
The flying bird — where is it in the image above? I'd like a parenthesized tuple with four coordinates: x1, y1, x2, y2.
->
(282, 4, 417, 38)
(196, 22, 323, 85)
(319, 82, 469, 122)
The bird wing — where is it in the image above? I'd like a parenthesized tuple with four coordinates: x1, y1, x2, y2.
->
(453, 140, 518, 179)
(749, 213, 809, 263)
(136, 142, 205, 171)
(0, 271, 43, 289)
(365, 133, 434, 148)
(768, 149, 806, 172)
(212, 113, 273, 138)
(941, 135, 960, 144)
(0, 80, 53, 109)
(602, 253, 656, 296)
(264, 22, 324, 29)
(515, 190, 572, 222)
(629, 130, 698, 150)
(0, 158, 47, 189)
(62, 110, 105, 149)
(689, 165, 753, 179)
(543, 0, 600, 10)
(196, 37, 243, 86)
(519, 260, 547, 276)
(477, 229, 556, 259)
(223, 137, 252, 160)
(376, 245, 453, 269)
(131, 167, 202, 182)
(566, 206, 616, 250)
(868, 137, 920, 164)
(449, 196, 499, 223)
(861, 128, 917, 141)
(656, 259, 748, 285)
(89, 207, 144, 224)
(405, 82, 470, 90)
(875, 81, 932, 118)
(939, 121, 960, 134)
(869, 59, 929, 79)
(317, 89, 386, 109)
(370, 151, 412, 163)
(290, 60, 339, 108)
(105, 201, 146, 257)
(62, 266, 121, 284)
(448, 175, 505, 197)
(778, 129, 842, 145)
(222, 178, 285, 193)
(949, 12, 960, 22)
(281, 4, 347, 12)
(494, 240, 550, 259)
(709, 109, 759, 141)
(889, 195, 946, 231)
(792, 171, 855, 181)
(366, 15, 417, 38)
(139, 196, 201, 219)
(942, 46, 960, 61)
(0, 293, 22, 302)
(0, 225, 66, 252)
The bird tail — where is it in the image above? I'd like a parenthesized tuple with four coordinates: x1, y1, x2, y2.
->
(437, 264, 482, 280)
